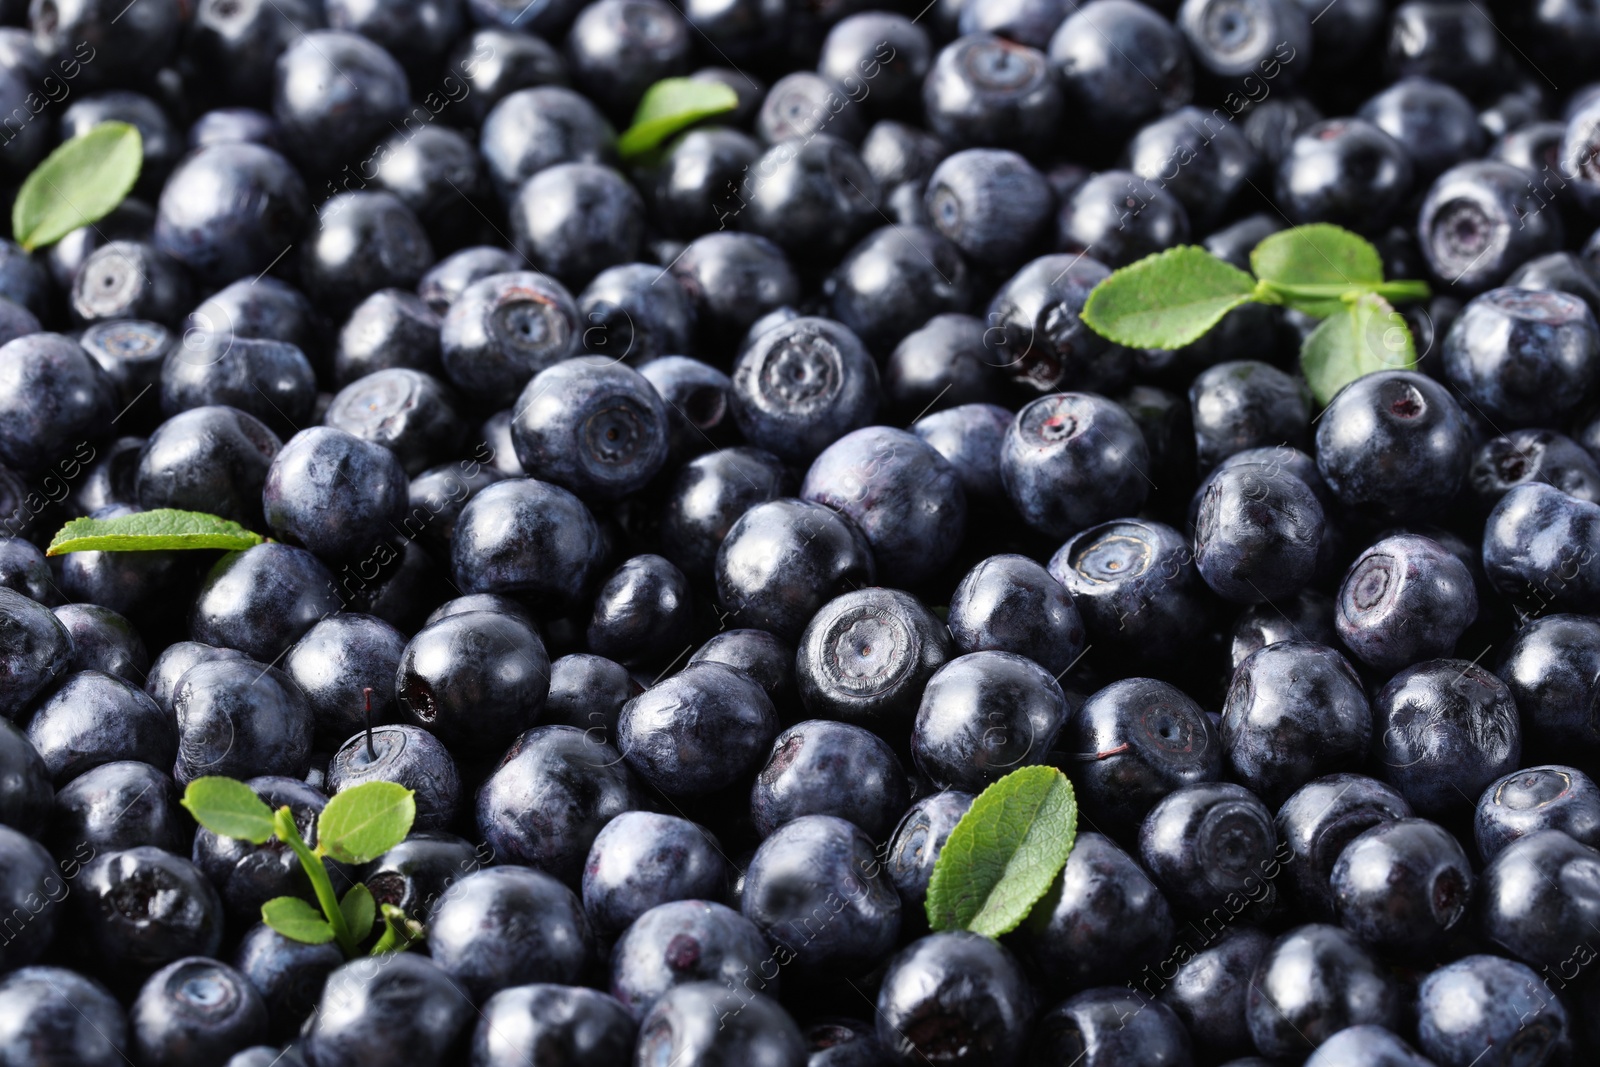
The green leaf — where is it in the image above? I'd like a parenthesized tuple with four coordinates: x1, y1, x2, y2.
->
(316, 782, 416, 865)
(1080, 246, 1258, 349)
(46, 508, 266, 556)
(925, 766, 1079, 938)
(12, 122, 143, 251)
(1241, 222, 1382, 308)
(180, 777, 276, 844)
(617, 78, 739, 161)
(262, 896, 336, 945)
(1300, 292, 1418, 406)
(340, 883, 376, 941)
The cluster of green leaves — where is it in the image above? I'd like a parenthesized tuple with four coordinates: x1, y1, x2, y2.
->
(13, 121, 143, 252)
(617, 78, 740, 161)
(1080, 224, 1432, 405)
(924, 765, 1078, 937)
(181, 777, 421, 957)
(47, 508, 266, 555)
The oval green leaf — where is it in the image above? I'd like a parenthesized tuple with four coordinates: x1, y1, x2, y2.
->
(180, 777, 276, 844)
(46, 508, 266, 556)
(1250, 224, 1383, 302)
(618, 78, 739, 161)
(1081, 246, 1257, 350)
(262, 896, 336, 945)
(1300, 292, 1417, 406)
(317, 782, 416, 865)
(925, 765, 1078, 938)
(340, 883, 377, 942)
(13, 121, 143, 252)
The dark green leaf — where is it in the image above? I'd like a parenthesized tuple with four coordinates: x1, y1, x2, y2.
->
(317, 782, 416, 865)
(1081, 246, 1257, 349)
(180, 777, 276, 844)
(1300, 292, 1417, 406)
(262, 896, 336, 945)
(340, 883, 376, 941)
(13, 122, 143, 251)
(617, 78, 739, 160)
(925, 766, 1078, 938)
(46, 508, 266, 556)
(1250, 225, 1384, 317)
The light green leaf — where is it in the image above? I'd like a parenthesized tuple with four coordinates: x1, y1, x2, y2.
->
(262, 896, 336, 945)
(1250, 224, 1384, 302)
(317, 782, 416, 865)
(13, 122, 143, 251)
(1300, 292, 1417, 406)
(925, 766, 1078, 938)
(340, 883, 376, 941)
(180, 777, 276, 844)
(617, 78, 739, 161)
(1081, 246, 1258, 349)
(46, 508, 265, 556)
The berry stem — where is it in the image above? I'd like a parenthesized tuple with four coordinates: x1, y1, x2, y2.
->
(273, 805, 357, 957)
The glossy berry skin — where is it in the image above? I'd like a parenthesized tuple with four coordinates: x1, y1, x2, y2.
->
(131, 957, 267, 1067)
(302, 192, 433, 314)
(74, 847, 224, 983)
(913, 652, 1068, 793)
(1443, 288, 1600, 427)
(1276, 774, 1413, 921)
(0, 826, 60, 973)
(801, 426, 966, 587)
(0, 717, 50, 835)
(190, 544, 340, 663)
(638, 356, 734, 466)
(1499, 615, 1600, 752)
(473, 984, 636, 1067)
(429, 866, 592, 1001)
(669, 233, 801, 355)
(875, 933, 1031, 1067)
(328, 724, 460, 830)
(1476, 765, 1600, 863)
(922, 34, 1062, 157)
(360, 832, 481, 925)
(1051, 519, 1210, 670)
(450, 478, 606, 610)
(0, 587, 71, 719)
(1138, 781, 1279, 916)
(1177, 0, 1307, 81)
(1127, 106, 1259, 229)
(1417, 162, 1564, 293)
(1223, 642, 1372, 806)
(1331, 818, 1473, 954)
(1482, 483, 1600, 613)
(0, 333, 116, 475)
(440, 271, 581, 402)
(947, 554, 1085, 679)
(752, 720, 907, 841)
(583, 811, 727, 937)
(0, 538, 53, 606)
(1056, 170, 1189, 269)
(582, 267, 695, 369)
(1314, 370, 1472, 522)
(153, 144, 309, 286)
(1247, 924, 1401, 1059)
(26, 670, 175, 786)
(610, 900, 772, 1019)
(160, 332, 316, 438)
(1359, 77, 1483, 181)
(1063, 677, 1222, 840)
(1029, 988, 1191, 1067)
(418, 247, 521, 316)
(284, 613, 406, 747)
(1304, 1026, 1435, 1067)
(1373, 659, 1522, 818)
(511, 163, 642, 287)
(193, 777, 349, 922)
(70, 240, 192, 329)
(885, 790, 973, 916)
(634, 982, 805, 1067)
(1188, 361, 1311, 472)
(649, 128, 760, 242)
(1049, 0, 1191, 136)
(1002, 393, 1149, 540)
(1338, 534, 1477, 673)
(587, 555, 692, 669)
(1159, 927, 1271, 1061)
(261, 426, 409, 563)
(985, 256, 1127, 394)
(301, 953, 471, 1067)
(324, 368, 464, 476)
(924, 149, 1052, 273)
(478, 85, 614, 197)
(1416, 954, 1572, 1067)
(885, 316, 998, 422)
(743, 815, 900, 977)
(397, 608, 548, 758)
(658, 447, 790, 581)
(1479, 829, 1600, 969)
(511, 357, 668, 501)
(1194, 464, 1324, 605)
(819, 12, 930, 115)
(714, 499, 876, 641)
(232, 924, 343, 1040)
(1019, 831, 1174, 995)
(730, 317, 880, 465)
(272, 30, 409, 175)
(795, 588, 951, 728)
(0, 966, 127, 1067)
(1471, 428, 1600, 511)
(755, 71, 864, 145)
(739, 136, 879, 264)
(621, 661, 778, 797)
(827, 225, 970, 355)
(1276, 119, 1414, 229)
(1230, 590, 1338, 668)
(182, 277, 319, 362)
(689, 629, 794, 711)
